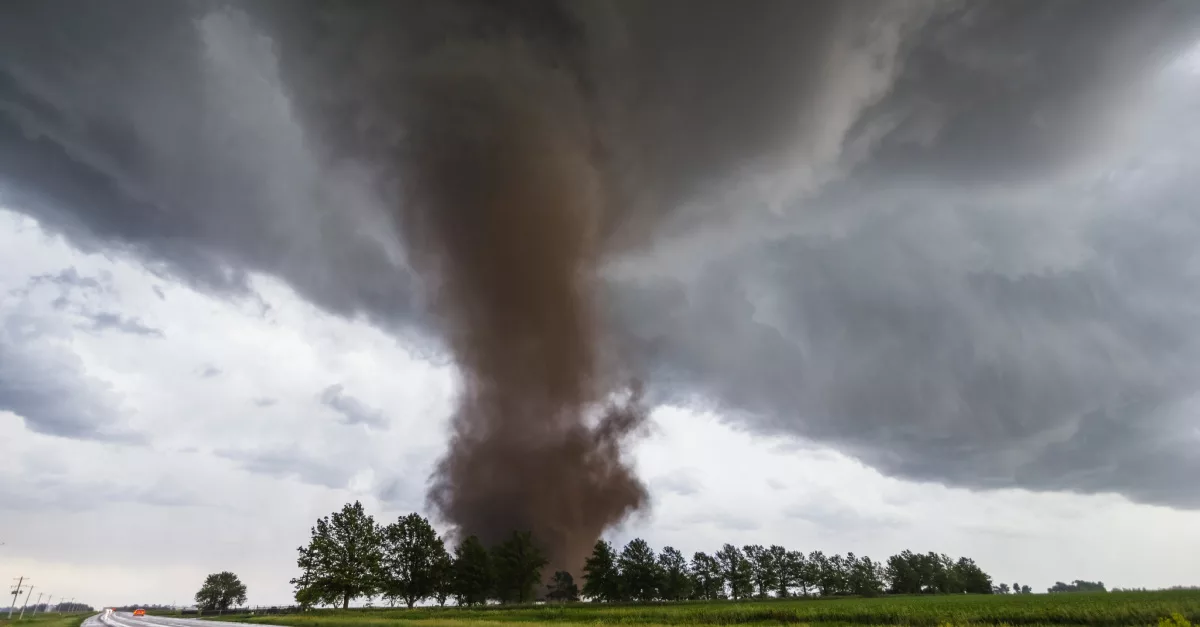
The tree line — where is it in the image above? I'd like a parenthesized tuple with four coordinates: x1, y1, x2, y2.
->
(292, 502, 1000, 608)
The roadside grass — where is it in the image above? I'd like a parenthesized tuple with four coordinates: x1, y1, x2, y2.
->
(205, 590, 1200, 626)
(0, 612, 91, 627)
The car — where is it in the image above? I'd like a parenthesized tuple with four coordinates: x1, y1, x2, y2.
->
(133, 609, 146, 617)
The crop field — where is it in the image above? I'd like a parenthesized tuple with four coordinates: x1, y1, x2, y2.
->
(207, 591, 1200, 627)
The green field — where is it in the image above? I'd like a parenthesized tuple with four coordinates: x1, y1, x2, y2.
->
(0, 612, 90, 627)
(207, 591, 1200, 627)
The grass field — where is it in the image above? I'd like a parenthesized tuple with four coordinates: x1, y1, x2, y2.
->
(207, 591, 1200, 627)
(0, 612, 90, 627)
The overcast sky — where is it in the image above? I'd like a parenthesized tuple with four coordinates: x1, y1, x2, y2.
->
(3, 0, 1200, 608)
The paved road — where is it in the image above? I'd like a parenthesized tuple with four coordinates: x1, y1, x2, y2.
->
(93, 612, 256, 627)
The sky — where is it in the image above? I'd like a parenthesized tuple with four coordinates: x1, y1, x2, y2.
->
(3, 0, 1200, 608)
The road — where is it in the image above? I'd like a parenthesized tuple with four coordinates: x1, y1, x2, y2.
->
(89, 611, 257, 627)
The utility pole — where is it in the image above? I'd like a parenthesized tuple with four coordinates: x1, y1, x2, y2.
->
(31, 593, 43, 617)
(9, 576, 27, 619)
(42, 595, 53, 614)
(19, 585, 34, 619)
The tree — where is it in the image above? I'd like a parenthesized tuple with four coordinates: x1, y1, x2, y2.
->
(781, 550, 809, 597)
(546, 571, 580, 603)
(194, 572, 247, 612)
(996, 583, 1011, 594)
(848, 555, 885, 597)
(453, 535, 493, 606)
(810, 551, 838, 596)
(491, 531, 547, 604)
(1021, 585, 1031, 595)
(716, 544, 752, 600)
(690, 552, 725, 600)
(432, 548, 454, 607)
(582, 540, 621, 602)
(380, 513, 445, 608)
(619, 538, 661, 602)
(952, 557, 993, 594)
(744, 545, 779, 599)
(658, 546, 693, 601)
(291, 501, 383, 609)
(1048, 580, 1106, 593)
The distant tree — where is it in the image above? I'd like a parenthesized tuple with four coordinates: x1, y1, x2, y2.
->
(1048, 580, 1106, 593)
(765, 546, 789, 598)
(619, 538, 662, 602)
(491, 531, 548, 604)
(996, 583, 1011, 594)
(716, 544, 753, 600)
(1021, 585, 1031, 595)
(953, 557, 993, 594)
(546, 571, 580, 603)
(690, 552, 725, 600)
(291, 501, 383, 609)
(432, 547, 454, 607)
(658, 546, 693, 601)
(885, 550, 922, 594)
(848, 555, 885, 597)
(453, 535, 493, 606)
(810, 551, 837, 596)
(1013, 582, 1020, 594)
(194, 572, 248, 612)
(744, 545, 779, 599)
(380, 513, 445, 608)
(781, 550, 809, 597)
(582, 540, 622, 602)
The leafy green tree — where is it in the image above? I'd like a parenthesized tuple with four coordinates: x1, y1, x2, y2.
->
(381, 513, 445, 608)
(491, 531, 548, 604)
(744, 545, 780, 598)
(1021, 585, 1031, 594)
(781, 550, 808, 597)
(809, 551, 837, 596)
(690, 552, 725, 600)
(716, 544, 753, 600)
(291, 501, 383, 609)
(848, 555, 885, 597)
(658, 546, 692, 601)
(546, 571, 580, 603)
(952, 557, 992, 594)
(194, 571, 247, 612)
(432, 547, 454, 607)
(619, 538, 661, 602)
(453, 535, 493, 606)
(582, 540, 621, 602)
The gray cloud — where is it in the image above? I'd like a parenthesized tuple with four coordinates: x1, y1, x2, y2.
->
(0, 314, 139, 442)
(215, 448, 354, 491)
(1, 0, 1200, 509)
(198, 365, 221, 379)
(650, 471, 703, 497)
(252, 397, 277, 408)
(319, 384, 387, 429)
(82, 311, 163, 337)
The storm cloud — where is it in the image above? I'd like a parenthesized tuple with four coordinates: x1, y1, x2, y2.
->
(1, 0, 1199, 524)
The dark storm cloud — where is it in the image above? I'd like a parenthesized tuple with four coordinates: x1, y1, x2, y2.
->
(82, 312, 163, 337)
(1, 0, 1199, 515)
(319, 384, 387, 429)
